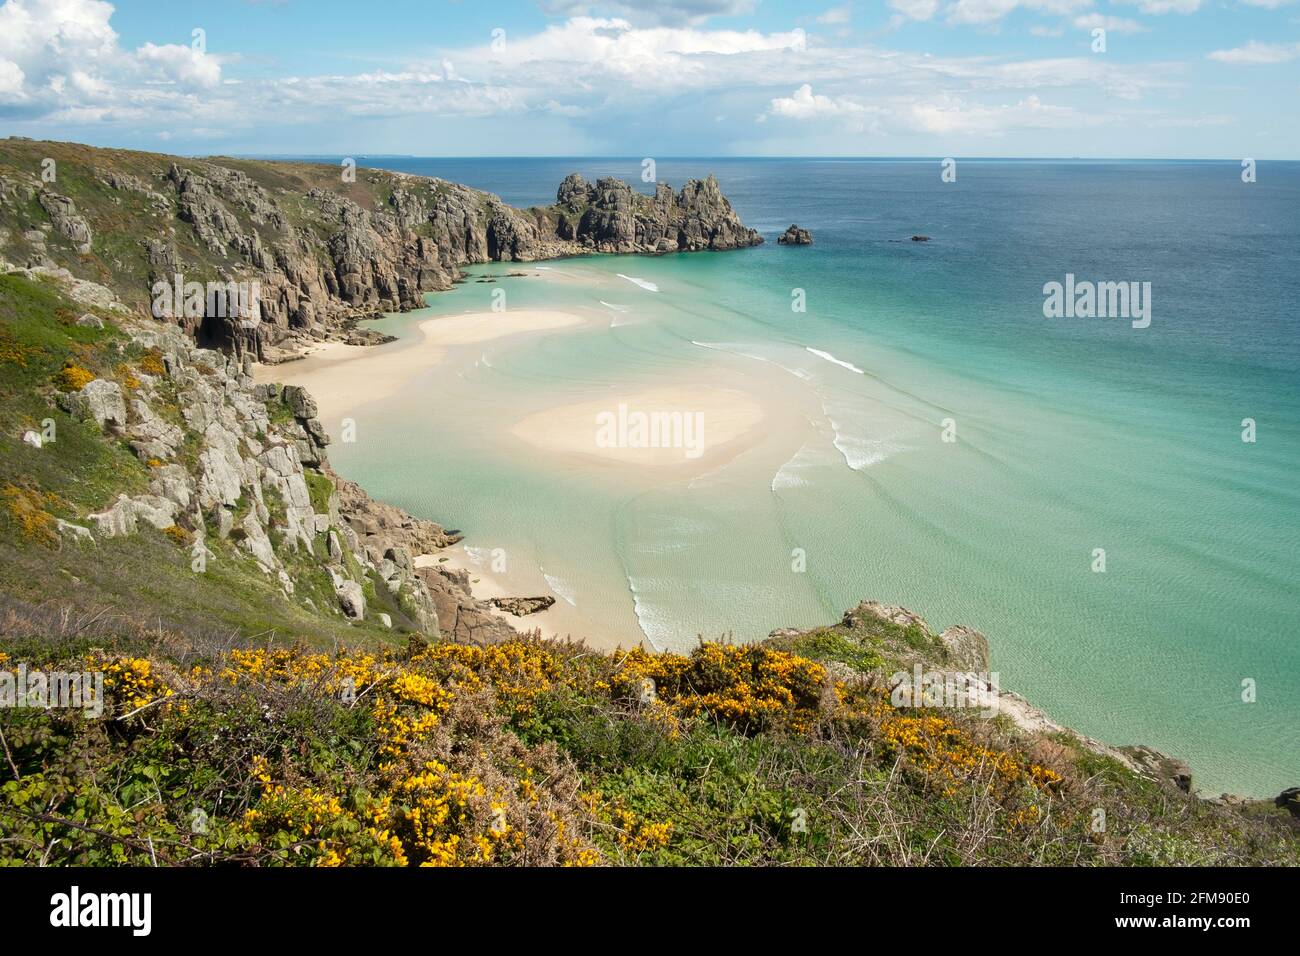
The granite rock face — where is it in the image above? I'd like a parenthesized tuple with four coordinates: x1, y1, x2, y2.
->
(13, 266, 502, 640)
(550, 172, 763, 254)
(37, 189, 93, 253)
(0, 142, 765, 359)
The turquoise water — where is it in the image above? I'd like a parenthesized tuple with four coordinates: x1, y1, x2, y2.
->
(326, 159, 1299, 798)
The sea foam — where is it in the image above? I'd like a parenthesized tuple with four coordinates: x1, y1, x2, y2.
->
(542, 571, 578, 606)
(806, 347, 865, 375)
(627, 576, 675, 652)
(616, 274, 659, 292)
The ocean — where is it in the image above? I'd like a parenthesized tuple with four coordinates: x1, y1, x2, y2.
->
(314, 157, 1299, 798)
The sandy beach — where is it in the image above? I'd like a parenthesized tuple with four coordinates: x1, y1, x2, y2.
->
(254, 308, 587, 428)
(509, 385, 767, 468)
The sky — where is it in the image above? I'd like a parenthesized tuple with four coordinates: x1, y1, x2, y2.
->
(0, 0, 1297, 158)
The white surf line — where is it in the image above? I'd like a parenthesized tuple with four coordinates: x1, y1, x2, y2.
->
(541, 570, 578, 607)
(805, 347, 865, 375)
(616, 274, 659, 292)
(690, 341, 814, 381)
(599, 300, 629, 312)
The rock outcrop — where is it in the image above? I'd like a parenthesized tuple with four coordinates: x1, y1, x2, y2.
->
(769, 599, 1201, 795)
(549, 173, 763, 254)
(1277, 787, 1300, 818)
(777, 224, 812, 245)
(0, 141, 766, 359)
(10, 265, 506, 640)
(490, 596, 556, 616)
(417, 563, 518, 645)
(37, 189, 93, 253)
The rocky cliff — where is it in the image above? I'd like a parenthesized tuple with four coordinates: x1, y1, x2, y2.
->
(546, 172, 763, 254)
(0, 260, 516, 646)
(0, 139, 761, 360)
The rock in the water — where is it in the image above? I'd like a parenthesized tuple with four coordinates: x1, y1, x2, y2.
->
(551, 172, 763, 254)
(777, 224, 813, 245)
(490, 595, 557, 616)
(910, 235, 930, 242)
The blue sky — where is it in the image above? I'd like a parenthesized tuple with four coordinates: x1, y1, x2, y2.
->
(1, 0, 1298, 157)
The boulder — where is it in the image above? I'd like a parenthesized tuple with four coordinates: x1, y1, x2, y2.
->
(237, 512, 277, 567)
(38, 189, 93, 253)
(490, 596, 557, 616)
(282, 385, 318, 420)
(55, 519, 94, 546)
(87, 493, 177, 537)
(777, 224, 813, 245)
(336, 579, 366, 619)
(71, 379, 127, 431)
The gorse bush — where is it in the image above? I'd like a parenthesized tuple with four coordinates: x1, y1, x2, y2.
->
(6, 620, 1287, 868)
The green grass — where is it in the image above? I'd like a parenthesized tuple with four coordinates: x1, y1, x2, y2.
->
(0, 274, 149, 515)
(304, 469, 333, 515)
(764, 626, 885, 673)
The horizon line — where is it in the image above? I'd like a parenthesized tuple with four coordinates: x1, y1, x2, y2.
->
(228, 154, 1292, 164)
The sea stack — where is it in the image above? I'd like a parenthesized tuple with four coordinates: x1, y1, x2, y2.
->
(778, 224, 813, 245)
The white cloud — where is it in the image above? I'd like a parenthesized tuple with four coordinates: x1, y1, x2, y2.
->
(0, 0, 118, 93)
(1072, 13, 1146, 33)
(0, 2, 1210, 153)
(0, 0, 224, 121)
(1113, 0, 1200, 13)
(768, 83, 866, 119)
(134, 43, 222, 89)
(889, 0, 941, 19)
(1207, 40, 1300, 63)
(816, 5, 853, 23)
(907, 93, 1103, 134)
(1236, 0, 1296, 7)
(539, 0, 756, 27)
(945, 0, 1092, 26)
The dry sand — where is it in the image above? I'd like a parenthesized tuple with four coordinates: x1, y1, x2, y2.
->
(254, 308, 586, 429)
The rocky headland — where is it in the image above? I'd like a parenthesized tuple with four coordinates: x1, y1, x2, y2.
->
(0, 139, 761, 363)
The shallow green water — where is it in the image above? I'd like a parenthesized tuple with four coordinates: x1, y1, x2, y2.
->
(327, 160, 1299, 798)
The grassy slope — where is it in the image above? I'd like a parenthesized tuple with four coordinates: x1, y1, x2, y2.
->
(0, 272, 397, 647)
